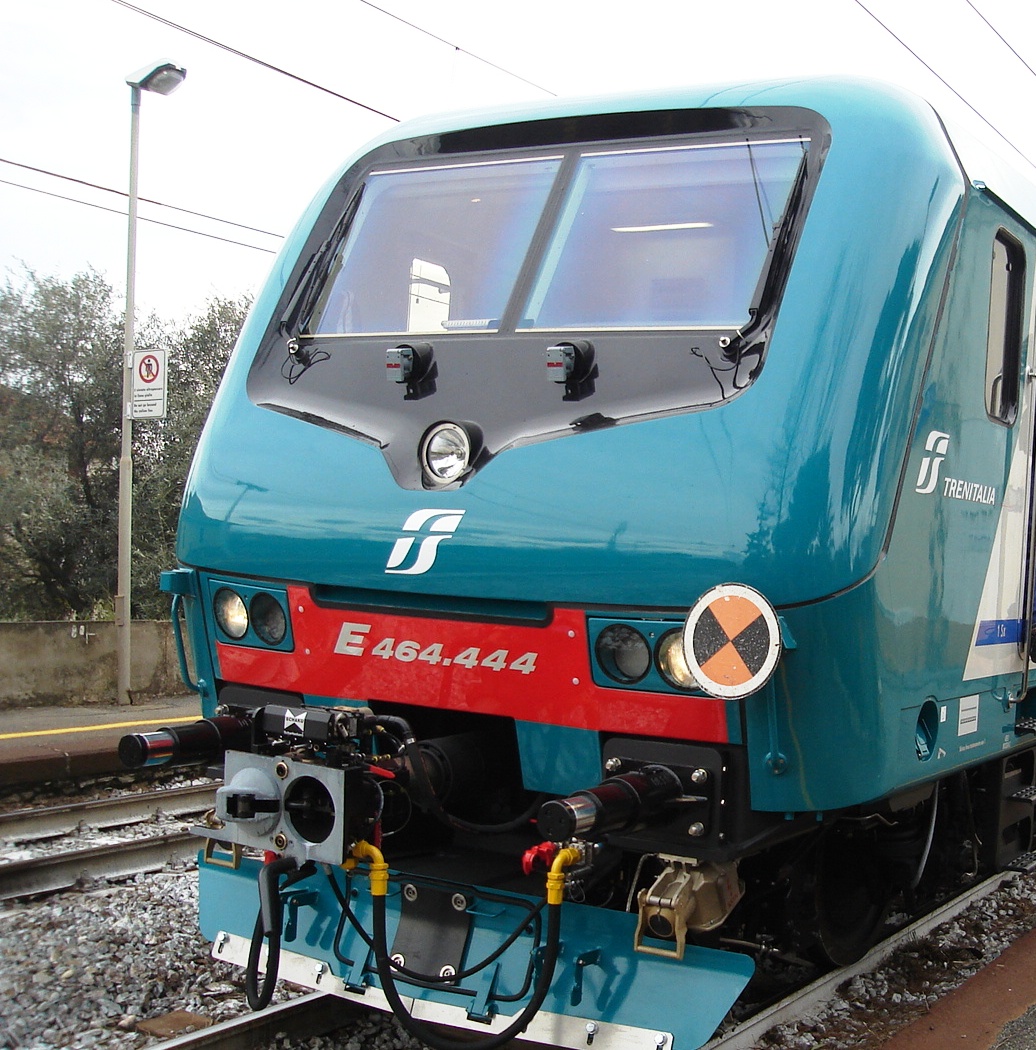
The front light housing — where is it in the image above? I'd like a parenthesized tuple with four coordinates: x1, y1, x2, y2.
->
(251, 592, 287, 646)
(656, 629, 699, 690)
(214, 588, 248, 639)
(421, 422, 471, 485)
(596, 624, 651, 684)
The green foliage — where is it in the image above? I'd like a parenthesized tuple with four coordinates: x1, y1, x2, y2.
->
(0, 269, 122, 618)
(0, 268, 249, 621)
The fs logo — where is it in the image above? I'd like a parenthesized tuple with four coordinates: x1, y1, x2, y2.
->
(385, 509, 466, 575)
(915, 431, 950, 494)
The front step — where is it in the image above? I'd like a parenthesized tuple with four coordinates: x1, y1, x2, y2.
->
(1004, 850, 1036, 873)
(985, 752, 1036, 871)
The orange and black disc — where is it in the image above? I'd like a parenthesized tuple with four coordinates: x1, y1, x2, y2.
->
(683, 584, 782, 699)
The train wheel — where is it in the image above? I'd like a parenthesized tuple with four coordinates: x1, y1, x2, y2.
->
(811, 830, 892, 966)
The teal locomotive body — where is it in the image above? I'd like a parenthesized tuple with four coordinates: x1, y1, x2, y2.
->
(137, 77, 1036, 1048)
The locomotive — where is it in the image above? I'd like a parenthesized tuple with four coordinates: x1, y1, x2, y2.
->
(123, 76, 1036, 1049)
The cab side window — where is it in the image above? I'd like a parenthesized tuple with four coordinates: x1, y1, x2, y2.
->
(985, 230, 1025, 425)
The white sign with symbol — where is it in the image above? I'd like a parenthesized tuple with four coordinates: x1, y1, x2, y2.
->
(131, 348, 168, 419)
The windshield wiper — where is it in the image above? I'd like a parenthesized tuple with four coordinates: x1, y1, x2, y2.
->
(725, 141, 811, 370)
(278, 187, 364, 340)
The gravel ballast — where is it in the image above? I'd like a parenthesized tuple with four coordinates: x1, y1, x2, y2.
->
(0, 865, 423, 1050)
(1, 865, 1036, 1050)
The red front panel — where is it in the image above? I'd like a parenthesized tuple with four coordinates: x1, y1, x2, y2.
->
(215, 587, 731, 742)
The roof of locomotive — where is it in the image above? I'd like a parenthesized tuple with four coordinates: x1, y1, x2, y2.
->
(263, 75, 1008, 346)
(299, 75, 1035, 234)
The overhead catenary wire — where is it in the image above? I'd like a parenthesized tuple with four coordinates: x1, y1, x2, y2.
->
(851, 0, 1036, 173)
(0, 157, 283, 240)
(108, 0, 400, 122)
(356, 0, 556, 96)
(964, 0, 1036, 81)
(9, 3, 1032, 274)
(0, 177, 278, 254)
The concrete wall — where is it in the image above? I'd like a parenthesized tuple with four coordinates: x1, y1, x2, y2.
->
(0, 621, 185, 707)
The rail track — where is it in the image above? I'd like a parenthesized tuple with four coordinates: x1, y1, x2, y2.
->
(705, 872, 1014, 1049)
(144, 993, 364, 1049)
(0, 781, 216, 900)
(142, 874, 1019, 1050)
(0, 780, 1029, 1048)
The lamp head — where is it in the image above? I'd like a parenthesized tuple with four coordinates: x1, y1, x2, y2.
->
(127, 60, 187, 95)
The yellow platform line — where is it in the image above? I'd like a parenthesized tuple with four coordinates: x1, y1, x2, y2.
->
(0, 716, 198, 741)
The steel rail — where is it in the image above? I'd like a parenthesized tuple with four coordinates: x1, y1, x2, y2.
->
(155, 877, 1017, 1050)
(13, 860, 1004, 1047)
(2, 774, 1008, 1046)
(147, 992, 363, 1050)
(0, 783, 216, 843)
(0, 829, 200, 900)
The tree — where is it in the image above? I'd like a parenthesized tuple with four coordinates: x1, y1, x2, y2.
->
(0, 269, 123, 618)
(0, 268, 249, 621)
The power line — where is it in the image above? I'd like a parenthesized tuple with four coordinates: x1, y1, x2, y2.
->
(357, 0, 556, 96)
(851, 0, 1036, 172)
(0, 177, 278, 254)
(965, 0, 1036, 81)
(0, 157, 282, 239)
(109, 0, 400, 122)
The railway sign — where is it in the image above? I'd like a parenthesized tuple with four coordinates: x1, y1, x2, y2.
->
(131, 348, 168, 419)
(683, 583, 782, 699)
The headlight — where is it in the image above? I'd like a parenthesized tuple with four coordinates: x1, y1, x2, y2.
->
(596, 624, 651, 684)
(656, 629, 699, 690)
(251, 592, 287, 646)
(214, 588, 248, 639)
(421, 422, 471, 485)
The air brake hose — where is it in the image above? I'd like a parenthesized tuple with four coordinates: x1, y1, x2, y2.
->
(324, 864, 546, 984)
(354, 840, 579, 1050)
(245, 857, 314, 1010)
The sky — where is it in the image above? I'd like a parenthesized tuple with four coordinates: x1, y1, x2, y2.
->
(2, 0, 1036, 322)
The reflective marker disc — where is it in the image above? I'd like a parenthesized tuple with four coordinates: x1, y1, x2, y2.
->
(683, 584, 782, 699)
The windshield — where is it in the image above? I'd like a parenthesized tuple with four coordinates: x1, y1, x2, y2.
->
(302, 138, 806, 337)
(523, 140, 806, 329)
(304, 157, 562, 336)
(253, 110, 824, 491)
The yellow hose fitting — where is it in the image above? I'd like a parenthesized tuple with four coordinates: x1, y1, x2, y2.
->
(351, 840, 390, 897)
(545, 846, 583, 905)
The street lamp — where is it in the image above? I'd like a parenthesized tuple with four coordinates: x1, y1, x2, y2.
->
(117, 60, 186, 705)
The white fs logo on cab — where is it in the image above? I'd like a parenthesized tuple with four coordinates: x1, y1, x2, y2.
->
(915, 431, 950, 494)
(385, 509, 466, 575)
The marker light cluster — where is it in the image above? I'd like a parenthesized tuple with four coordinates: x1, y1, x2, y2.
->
(211, 581, 292, 650)
(591, 620, 701, 693)
(656, 629, 698, 689)
(591, 585, 782, 698)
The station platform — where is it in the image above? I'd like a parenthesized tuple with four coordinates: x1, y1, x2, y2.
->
(882, 924, 1036, 1050)
(0, 695, 202, 787)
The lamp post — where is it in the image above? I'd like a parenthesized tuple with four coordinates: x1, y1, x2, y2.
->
(117, 60, 186, 705)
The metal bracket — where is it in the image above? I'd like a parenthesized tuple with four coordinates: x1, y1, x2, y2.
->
(202, 838, 242, 869)
(465, 961, 502, 1023)
(284, 891, 320, 943)
(389, 883, 473, 986)
(570, 948, 602, 1006)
